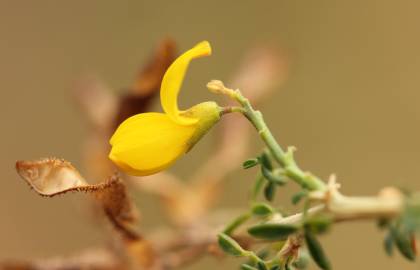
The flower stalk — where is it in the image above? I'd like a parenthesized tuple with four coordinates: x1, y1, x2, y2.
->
(207, 80, 326, 191)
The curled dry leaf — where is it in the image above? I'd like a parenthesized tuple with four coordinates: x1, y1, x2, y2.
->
(16, 158, 87, 196)
(15, 158, 138, 237)
(15, 158, 159, 269)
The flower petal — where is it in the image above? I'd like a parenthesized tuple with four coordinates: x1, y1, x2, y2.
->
(160, 41, 212, 125)
(109, 112, 195, 176)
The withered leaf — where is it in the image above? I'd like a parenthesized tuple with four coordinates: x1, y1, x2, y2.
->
(15, 158, 161, 268)
(16, 158, 88, 196)
(16, 158, 138, 239)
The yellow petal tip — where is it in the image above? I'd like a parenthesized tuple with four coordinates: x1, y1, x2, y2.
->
(193, 40, 212, 57)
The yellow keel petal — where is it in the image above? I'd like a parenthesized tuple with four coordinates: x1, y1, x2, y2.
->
(109, 113, 195, 176)
(160, 41, 212, 125)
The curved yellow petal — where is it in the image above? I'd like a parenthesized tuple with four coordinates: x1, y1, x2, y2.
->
(160, 41, 212, 125)
(109, 113, 195, 176)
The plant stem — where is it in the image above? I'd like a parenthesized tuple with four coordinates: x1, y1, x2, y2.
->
(232, 88, 326, 191)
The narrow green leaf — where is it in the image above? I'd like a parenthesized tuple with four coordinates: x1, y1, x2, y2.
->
(223, 213, 251, 235)
(291, 190, 308, 205)
(304, 230, 331, 270)
(269, 266, 280, 270)
(391, 226, 416, 261)
(241, 264, 258, 270)
(264, 181, 276, 201)
(257, 262, 268, 270)
(243, 158, 260, 169)
(259, 152, 273, 170)
(218, 233, 247, 257)
(252, 203, 275, 216)
(248, 223, 299, 240)
(383, 231, 394, 256)
(261, 166, 287, 185)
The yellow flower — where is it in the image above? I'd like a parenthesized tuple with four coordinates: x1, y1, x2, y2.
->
(109, 41, 221, 176)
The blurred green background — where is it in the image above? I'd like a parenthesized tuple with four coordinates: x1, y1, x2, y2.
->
(1, 1, 420, 269)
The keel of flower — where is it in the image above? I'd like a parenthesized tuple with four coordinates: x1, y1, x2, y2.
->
(109, 41, 221, 176)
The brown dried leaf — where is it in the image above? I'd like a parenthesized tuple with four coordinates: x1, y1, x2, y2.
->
(15, 158, 161, 268)
(16, 158, 88, 196)
(16, 158, 138, 239)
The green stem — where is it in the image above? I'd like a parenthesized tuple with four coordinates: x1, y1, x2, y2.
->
(234, 91, 326, 191)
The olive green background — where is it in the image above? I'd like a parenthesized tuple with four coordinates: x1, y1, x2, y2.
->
(1, 1, 420, 269)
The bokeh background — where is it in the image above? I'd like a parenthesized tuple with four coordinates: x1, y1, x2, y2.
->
(1, 1, 420, 269)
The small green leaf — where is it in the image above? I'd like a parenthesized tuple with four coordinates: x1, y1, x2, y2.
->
(243, 158, 260, 169)
(223, 213, 251, 235)
(383, 231, 394, 256)
(291, 190, 308, 205)
(259, 152, 273, 170)
(218, 233, 247, 257)
(241, 264, 258, 270)
(248, 223, 299, 240)
(257, 262, 268, 270)
(304, 230, 331, 270)
(261, 166, 287, 185)
(269, 266, 280, 270)
(252, 203, 275, 216)
(264, 181, 276, 201)
(391, 226, 416, 261)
